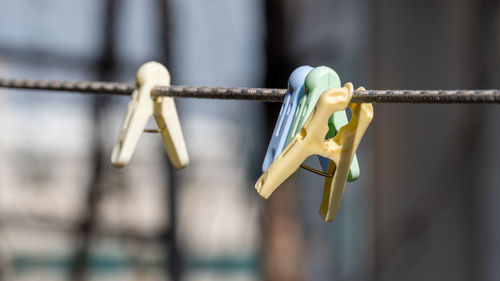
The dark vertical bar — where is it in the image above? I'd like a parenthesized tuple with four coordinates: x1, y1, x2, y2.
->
(471, 0, 499, 279)
(262, 1, 303, 281)
(165, 162, 182, 281)
(70, 0, 117, 280)
(264, 0, 293, 89)
(157, 0, 183, 280)
(475, 0, 500, 87)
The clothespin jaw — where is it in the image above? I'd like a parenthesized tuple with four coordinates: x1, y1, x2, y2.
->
(255, 83, 373, 222)
(111, 61, 189, 169)
(261, 65, 313, 172)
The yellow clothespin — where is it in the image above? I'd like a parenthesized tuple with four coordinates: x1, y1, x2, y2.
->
(111, 61, 189, 169)
(255, 83, 373, 222)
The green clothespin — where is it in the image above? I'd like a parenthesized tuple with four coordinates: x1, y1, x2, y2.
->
(286, 66, 360, 181)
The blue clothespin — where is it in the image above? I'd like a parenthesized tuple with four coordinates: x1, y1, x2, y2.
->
(262, 65, 313, 172)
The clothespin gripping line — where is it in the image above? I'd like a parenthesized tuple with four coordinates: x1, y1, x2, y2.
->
(255, 83, 373, 221)
(110, 61, 189, 169)
(285, 66, 360, 181)
(255, 85, 352, 198)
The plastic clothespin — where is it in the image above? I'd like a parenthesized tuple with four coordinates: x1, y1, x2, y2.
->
(261, 65, 313, 172)
(255, 83, 373, 222)
(110, 61, 189, 169)
(286, 66, 360, 182)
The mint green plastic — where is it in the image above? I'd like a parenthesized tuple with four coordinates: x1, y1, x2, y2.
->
(285, 66, 360, 181)
(286, 66, 340, 144)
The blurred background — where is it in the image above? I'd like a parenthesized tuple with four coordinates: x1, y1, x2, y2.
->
(0, 0, 499, 280)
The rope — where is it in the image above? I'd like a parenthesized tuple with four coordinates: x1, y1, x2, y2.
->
(1, 78, 500, 104)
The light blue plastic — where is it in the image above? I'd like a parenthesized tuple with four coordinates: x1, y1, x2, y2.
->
(261, 65, 313, 172)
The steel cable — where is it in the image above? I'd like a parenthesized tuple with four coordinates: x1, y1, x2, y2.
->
(1, 78, 500, 104)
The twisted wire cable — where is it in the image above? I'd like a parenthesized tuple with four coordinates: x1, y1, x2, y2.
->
(1, 78, 499, 104)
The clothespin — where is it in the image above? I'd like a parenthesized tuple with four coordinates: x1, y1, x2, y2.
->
(255, 83, 373, 221)
(286, 66, 360, 181)
(261, 65, 313, 172)
(110, 61, 189, 169)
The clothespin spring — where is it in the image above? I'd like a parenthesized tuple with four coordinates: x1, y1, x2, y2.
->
(300, 164, 335, 177)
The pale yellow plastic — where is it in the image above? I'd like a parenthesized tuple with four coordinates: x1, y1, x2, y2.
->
(255, 83, 373, 222)
(111, 61, 189, 169)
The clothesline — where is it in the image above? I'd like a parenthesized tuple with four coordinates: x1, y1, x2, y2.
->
(1, 78, 500, 103)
